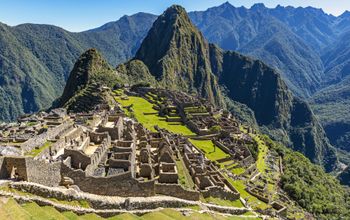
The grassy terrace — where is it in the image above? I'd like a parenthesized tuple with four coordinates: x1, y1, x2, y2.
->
(115, 96, 194, 136)
(175, 158, 195, 189)
(25, 141, 52, 157)
(224, 177, 269, 210)
(205, 196, 244, 208)
(114, 92, 267, 213)
(254, 135, 268, 174)
(189, 139, 228, 161)
(0, 198, 261, 220)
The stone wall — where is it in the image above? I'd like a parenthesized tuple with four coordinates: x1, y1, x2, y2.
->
(90, 132, 109, 144)
(155, 183, 200, 201)
(201, 186, 240, 201)
(1, 157, 28, 180)
(0, 157, 6, 179)
(21, 121, 73, 152)
(0, 157, 61, 186)
(25, 158, 61, 187)
(61, 163, 154, 197)
(63, 149, 91, 170)
(36, 127, 85, 160)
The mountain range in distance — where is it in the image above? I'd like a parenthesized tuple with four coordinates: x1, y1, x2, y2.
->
(1, 2, 350, 172)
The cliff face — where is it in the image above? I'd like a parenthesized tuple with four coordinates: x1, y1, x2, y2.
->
(208, 45, 337, 171)
(134, 5, 223, 105)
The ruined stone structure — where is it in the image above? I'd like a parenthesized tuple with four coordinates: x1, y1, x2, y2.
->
(0, 88, 277, 207)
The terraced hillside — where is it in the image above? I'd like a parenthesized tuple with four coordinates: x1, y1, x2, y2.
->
(0, 198, 260, 220)
(113, 89, 308, 218)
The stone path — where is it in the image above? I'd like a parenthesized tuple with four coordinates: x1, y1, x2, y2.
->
(0, 181, 263, 218)
(0, 190, 262, 218)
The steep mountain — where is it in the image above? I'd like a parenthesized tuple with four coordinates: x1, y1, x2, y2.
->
(119, 5, 338, 171)
(77, 12, 156, 66)
(267, 5, 336, 51)
(334, 10, 350, 34)
(54, 48, 117, 112)
(134, 5, 223, 105)
(311, 76, 350, 152)
(0, 22, 66, 120)
(189, 2, 325, 97)
(0, 13, 156, 121)
(308, 28, 350, 154)
(0, 2, 349, 159)
(209, 46, 337, 171)
(322, 30, 350, 85)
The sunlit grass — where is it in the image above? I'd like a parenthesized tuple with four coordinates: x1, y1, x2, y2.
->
(115, 96, 194, 136)
(189, 139, 228, 161)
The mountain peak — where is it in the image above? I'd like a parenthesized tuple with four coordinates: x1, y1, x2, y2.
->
(55, 48, 117, 111)
(220, 1, 233, 7)
(134, 5, 223, 105)
(340, 10, 350, 18)
(164, 4, 187, 15)
(160, 5, 190, 26)
(251, 3, 266, 10)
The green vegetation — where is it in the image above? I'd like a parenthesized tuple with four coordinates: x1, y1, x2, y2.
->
(22, 203, 59, 220)
(0, 196, 262, 220)
(262, 135, 350, 219)
(189, 139, 228, 161)
(0, 185, 91, 209)
(25, 141, 52, 157)
(226, 178, 269, 210)
(253, 136, 268, 174)
(231, 167, 245, 175)
(134, 5, 223, 106)
(209, 125, 222, 133)
(108, 213, 140, 220)
(311, 78, 350, 154)
(115, 95, 194, 136)
(62, 211, 81, 220)
(0, 13, 156, 122)
(205, 197, 244, 208)
(55, 49, 119, 112)
(0, 198, 32, 219)
(175, 159, 195, 189)
(26, 121, 38, 126)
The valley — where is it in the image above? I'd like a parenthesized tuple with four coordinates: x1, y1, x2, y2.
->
(0, 1, 350, 219)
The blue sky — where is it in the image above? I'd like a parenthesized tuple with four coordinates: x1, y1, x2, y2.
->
(0, 0, 349, 32)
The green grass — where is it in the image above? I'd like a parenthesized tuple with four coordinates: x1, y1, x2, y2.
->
(156, 209, 188, 220)
(0, 198, 32, 220)
(205, 197, 244, 208)
(231, 167, 246, 175)
(1, 185, 91, 209)
(108, 213, 140, 220)
(0, 198, 262, 220)
(175, 159, 195, 189)
(254, 136, 268, 174)
(27, 121, 39, 126)
(62, 211, 80, 220)
(186, 205, 201, 211)
(223, 177, 269, 210)
(141, 211, 174, 220)
(227, 216, 261, 220)
(189, 139, 228, 161)
(22, 202, 57, 220)
(115, 96, 194, 136)
(25, 141, 52, 157)
(79, 213, 104, 220)
(41, 206, 69, 220)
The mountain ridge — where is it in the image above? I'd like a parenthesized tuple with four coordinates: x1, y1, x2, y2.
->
(117, 5, 338, 171)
